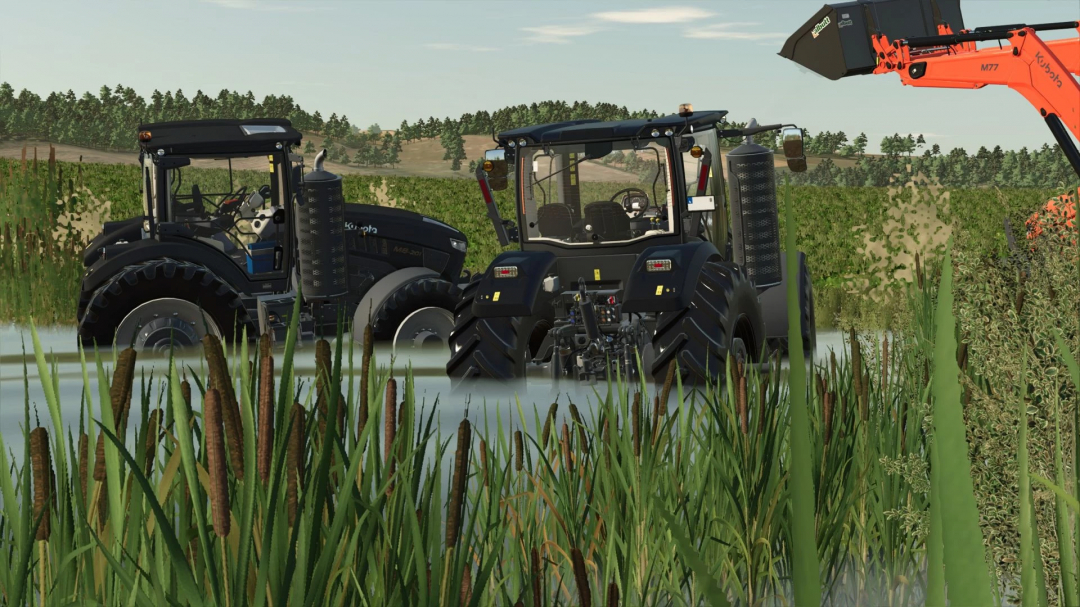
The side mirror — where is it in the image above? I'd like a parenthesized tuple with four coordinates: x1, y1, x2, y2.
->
(782, 127, 808, 173)
(483, 149, 509, 191)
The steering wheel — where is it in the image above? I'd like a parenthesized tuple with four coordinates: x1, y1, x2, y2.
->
(216, 186, 249, 217)
(610, 187, 650, 219)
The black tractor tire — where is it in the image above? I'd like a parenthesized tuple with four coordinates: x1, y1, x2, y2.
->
(78, 259, 253, 349)
(445, 276, 547, 389)
(368, 277, 461, 340)
(649, 261, 763, 388)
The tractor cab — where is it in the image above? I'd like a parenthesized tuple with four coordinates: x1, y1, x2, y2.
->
(136, 120, 301, 281)
(449, 106, 812, 390)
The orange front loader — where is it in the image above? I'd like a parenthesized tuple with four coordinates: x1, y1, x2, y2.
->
(781, 0, 1078, 247)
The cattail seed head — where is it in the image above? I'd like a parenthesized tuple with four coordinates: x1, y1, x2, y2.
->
(144, 409, 161, 476)
(569, 403, 587, 454)
(758, 378, 768, 435)
(571, 548, 592, 607)
(460, 565, 473, 605)
(30, 427, 52, 541)
(514, 430, 524, 472)
(446, 419, 471, 549)
(650, 393, 661, 445)
(204, 389, 231, 538)
(561, 422, 572, 474)
(385, 378, 398, 496)
(606, 581, 620, 607)
(358, 323, 373, 440)
(660, 361, 676, 412)
(257, 346, 275, 485)
(480, 439, 488, 487)
(78, 432, 89, 504)
(957, 338, 969, 371)
(203, 335, 244, 475)
(531, 547, 542, 607)
(181, 378, 192, 408)
(542, 402, 557, 448)
(286, 402, 306, 527)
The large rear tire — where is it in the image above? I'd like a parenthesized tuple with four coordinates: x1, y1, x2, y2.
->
(364, 277, 460, 352)
(78, 259, 253, 350)
(445, 276, 545, 391)
(649, 261, 763, 388)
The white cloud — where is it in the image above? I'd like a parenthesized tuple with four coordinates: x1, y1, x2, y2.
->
(201, 0, 323, 12)
(685, 23, 788, 41)
(424, 43, 499, 52)
(520, 25, 602, 44)
(592, 6, 714, 24)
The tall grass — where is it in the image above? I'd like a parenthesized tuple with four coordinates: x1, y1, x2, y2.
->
(1, 177, 1077, 604)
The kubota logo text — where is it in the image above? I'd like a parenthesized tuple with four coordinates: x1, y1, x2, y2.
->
(1035, 52, 1064, 88)
(812, 16, 831, 38)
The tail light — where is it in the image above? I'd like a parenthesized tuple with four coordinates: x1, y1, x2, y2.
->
(646, 259, 672, 272)
(494, 266, 518, 278)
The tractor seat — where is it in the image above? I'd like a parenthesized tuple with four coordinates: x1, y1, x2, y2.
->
(536, 204, 574, 240)
(583, 201, 632, 241)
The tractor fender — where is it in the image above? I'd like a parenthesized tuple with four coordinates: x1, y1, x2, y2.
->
(352, 267, 440, 327)
(621, 241, 722, 314)
(471, 250, 558, 318)
(82, 216, 145, 267)
(80, 238, 257, 301)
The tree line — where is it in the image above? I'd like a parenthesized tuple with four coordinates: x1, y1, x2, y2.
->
(1, 82, 1075, 187)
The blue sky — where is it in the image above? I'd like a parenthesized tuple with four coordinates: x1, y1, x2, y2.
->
(1, 0, 1078, 153)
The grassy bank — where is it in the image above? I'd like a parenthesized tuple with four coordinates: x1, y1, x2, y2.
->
(0, 153, 1061, 330)
(2, 186, 1077, 605)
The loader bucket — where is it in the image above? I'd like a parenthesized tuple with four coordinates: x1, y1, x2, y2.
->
(779, 0, 964, 80)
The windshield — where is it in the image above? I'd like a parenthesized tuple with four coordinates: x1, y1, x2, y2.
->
(166, 153, 288, 273)
(518, 139, 675, 245)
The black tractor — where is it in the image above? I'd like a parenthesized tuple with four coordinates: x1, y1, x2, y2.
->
(77, 119, 467, 353)
(446, 106, 814, 390)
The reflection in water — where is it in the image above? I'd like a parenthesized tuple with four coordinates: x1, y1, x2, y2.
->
(0, 325, 876, 468)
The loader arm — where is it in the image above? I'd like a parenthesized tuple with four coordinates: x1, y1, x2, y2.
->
(872, 22, 1080, 175)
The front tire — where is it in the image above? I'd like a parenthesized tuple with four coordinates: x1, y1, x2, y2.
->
(445, 277, 544, 391)
(649, 261, 763, 388)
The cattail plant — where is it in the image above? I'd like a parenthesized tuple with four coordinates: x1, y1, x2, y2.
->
(561, 422, 573, 474)
(514, 430, 524, 472)
(30, 427, 52, 542)
(569, 403, 587, 454)
(606, 581, 619, 607)
(460, 565, 473, 605)
(660, 360, 676, 413)
(385, 376, 398, 495)
(571, 547, 592, 607)
(181, 376, 192, 408)
(94, 347, 136, 482)
(358, 322, 374, 440)
(736, 359, 749, 435)
(541, 402, 557, 448)
(446, 419, 471, 549)
(286, 401, 306, 527)
(144, 409, 161, 476)
(203, 335, 244, 475)
(257, 334, 275, 484)
(479, 439, 489, 488)
(78, 432, 88, 505)
(204, 388, 231, 538)
(631, 393, 641, 457)
(531, 547, 542, 607)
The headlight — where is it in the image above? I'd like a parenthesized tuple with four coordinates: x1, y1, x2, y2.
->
(450, 238, 467, 253)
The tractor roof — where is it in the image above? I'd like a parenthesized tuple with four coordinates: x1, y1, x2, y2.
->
(136, 118, 303, 156)
(497, 111, 729, 144)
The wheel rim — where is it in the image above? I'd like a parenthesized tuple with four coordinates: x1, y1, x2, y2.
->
(392, 307, 455, 355)
(115, 298, 222, 354)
